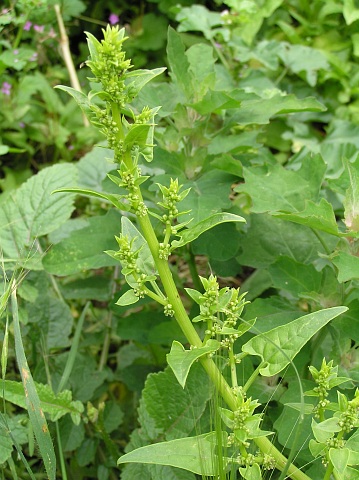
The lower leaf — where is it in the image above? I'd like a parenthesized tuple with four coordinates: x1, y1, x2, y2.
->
(118, 432, 231, 476)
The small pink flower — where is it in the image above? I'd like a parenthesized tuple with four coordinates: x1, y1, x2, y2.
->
(30, 52, 38, 61)
(1, 82, 11, 95)
(33, 24, 44, 33)
(108, 13, 119, 25)
(48, 27, 56, 38)
(19, 122, 25, 128)
(23, 21, 32, 31)
(68, 145, 74, 150)
(14, 49, 19, 55)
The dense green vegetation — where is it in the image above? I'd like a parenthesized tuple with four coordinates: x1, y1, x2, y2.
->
(2, 1, 359, 479)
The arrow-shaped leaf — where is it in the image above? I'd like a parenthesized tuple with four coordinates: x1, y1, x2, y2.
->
(118, 432, 230, 476)
(167, 340, 220, 388)
(171, 213, 245, 249)
(242, 307, 348, 376)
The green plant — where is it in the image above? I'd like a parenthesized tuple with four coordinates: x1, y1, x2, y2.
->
(52, 25, 357, 479)
(3, 3, 359, 479)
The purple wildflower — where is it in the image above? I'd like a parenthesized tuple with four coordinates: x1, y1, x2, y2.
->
(108, 13, 119, 25)
(23, 21, 32, 31)
(33, 24, 44, 33)
(1, 82, 11, 95)
(19, 122, 25, 128)
(14, 49, 19, 55)
(30, 52, 38, 61)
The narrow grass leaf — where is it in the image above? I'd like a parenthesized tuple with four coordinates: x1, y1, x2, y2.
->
(1, 317, 9, 379)
(57, 302, 90, 394)
(0, 380, 84, 424)
(53, 187, 129, 210)
(11, 287, 56, 480)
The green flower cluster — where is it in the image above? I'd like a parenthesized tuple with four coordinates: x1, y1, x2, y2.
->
(86, 26, 132, 106)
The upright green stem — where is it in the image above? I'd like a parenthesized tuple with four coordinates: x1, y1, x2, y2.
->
(110, 92, 312, 480)
(136, 211, 311, 480)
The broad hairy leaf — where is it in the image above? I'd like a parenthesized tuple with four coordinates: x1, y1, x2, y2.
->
(0, 164, 77, 268)
(166, 27, 192, 99)
(242, 306, 348, 376)
(236, 154, 326, 213)
(167, 340, 220, 388)
(0, 380, 84, 424)
(43, 209, 122, 275)
(171, 213, 245, 249)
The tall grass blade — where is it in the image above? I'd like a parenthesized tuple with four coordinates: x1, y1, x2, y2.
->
(11, 284, 56, 480)
(57, 301, 90, 393)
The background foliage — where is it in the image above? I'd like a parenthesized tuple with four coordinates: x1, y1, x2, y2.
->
(2, 0, 359, 479)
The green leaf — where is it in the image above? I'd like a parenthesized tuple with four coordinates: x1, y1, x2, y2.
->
(0, 164, 77, 269)
(312, 417, 341, 443)
(273, 198, 341, 236)
(192, 223, 242, 261)
(242, 307, 348, 376)
(137, 364, 212, 441)
(0, 380, 84, 424)
(11, 290, 56, 480)
(124, 124, 151, 150)
(186, 43, 216, 99)
(346, 430, 359, 465)
(228, 94, 325, 126)
(268, 257, 322, 297)
(121, 217, 156, 276)
(76, 146, 115, 190)
(53, 187, 128, 210)
(278, 43, 329, 86)
(180, 171, 235, 223)
(166, 27, 192, 99)
(343, 158, 359, 232)
(332, 252, 359, 283)
(237, 214, 329, 269)
(116, 289, 139, 306)
(27, 286, 73, 349)
(208, 131, 260, 155)
(43, 209, 122, 275)
(172, 213, 245, 249)
(309, 439, 327, 458)
(239, 463, 262, 480)
(55, 85, 91, 117)
(118, 432, 229, 476)
(236, 154, 326, 213)
(176, 5, 222, 40)
(167, 340, 220, 388)
(126, 68, 166, 97)
(343, 0, 359, 25)
(330, 447, 350, 476)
